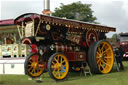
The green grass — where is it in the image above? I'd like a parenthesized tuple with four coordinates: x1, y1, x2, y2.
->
(0, 62, 128, 85)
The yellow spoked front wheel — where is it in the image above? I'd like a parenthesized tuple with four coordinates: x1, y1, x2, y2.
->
(88, 40, 114, 74)
(24, 53, 45, 78)
(48, 53, 69, 81)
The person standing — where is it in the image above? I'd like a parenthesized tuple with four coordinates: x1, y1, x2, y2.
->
(118, 45, 124, 70)
(115, 45, 124, 70)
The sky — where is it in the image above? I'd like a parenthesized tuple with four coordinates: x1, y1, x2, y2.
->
(0, 0, 128, 37)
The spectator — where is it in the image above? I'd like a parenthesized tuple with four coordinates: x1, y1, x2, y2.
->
(115, 45, 124, 70)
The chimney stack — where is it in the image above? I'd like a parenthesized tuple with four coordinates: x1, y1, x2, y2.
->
(42, 0, 51, 15)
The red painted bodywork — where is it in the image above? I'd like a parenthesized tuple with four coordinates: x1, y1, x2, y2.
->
(0, 19, 14, 25)
(55, 43, 86, 62)
(65, 52, 86, 62)
(31, 44, 38, 53)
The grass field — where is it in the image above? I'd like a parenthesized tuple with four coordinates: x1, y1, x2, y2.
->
(0, 61, 128, 85)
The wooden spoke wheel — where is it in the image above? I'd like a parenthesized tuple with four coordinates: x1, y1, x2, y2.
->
(85, 30, 98, 47)
(24, 53, 44, 78)
(88, 40, 114, 74)
(48, 53, 69, 81)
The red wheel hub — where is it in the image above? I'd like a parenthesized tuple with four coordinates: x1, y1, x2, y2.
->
(86, 30, 98, 47)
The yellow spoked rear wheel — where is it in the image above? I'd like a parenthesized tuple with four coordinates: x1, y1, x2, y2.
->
(48, 53, 69, 81)
(24, 53, 44, 78)
(96, 41, 114, 73)
(88, 40, 114, 74)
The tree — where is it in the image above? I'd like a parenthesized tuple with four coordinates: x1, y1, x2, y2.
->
(112, 33, 117, 39)
(52, 1, 97, 23)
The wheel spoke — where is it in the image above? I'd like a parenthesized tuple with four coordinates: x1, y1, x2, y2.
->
(101, 60, 110, 67)
(61, 57, 63, 64)
(57, 56, 59, 61)
(100, 64, 105, 71)
(52, 68, 56, 74)
(28, 66, 33, 72)
(36, 67, 40, 73)
(104, 56, 112, 59)
(28, 60, 32, 64)
(96, 55, 100, 59)
(60, 70, 62, 76)
(52, 61, 56, 65)
(62, 65, 66, 67)
(101, 43, 106, 53)
(96, 52, 100, 57)
(51, 64, 57, 69)
(54, 57, 59, 64)
(97, 59, 100, 64)
(98, 61, 102, 70)
(98, 46, 101, 54)
(62, 60, 65, 63)
(55, 70, 59, 76)
(31, 68, 35, 73)
(57, 69, 61, 77)
(27, 65, 31, 67)
(96, 57, 100, 59)
(33, 69, 36, 73)
(103, 48, 110, 54)
(98, 61, 105, 71)
(98, 61, 103, 70)
(104, 58, 107, 62)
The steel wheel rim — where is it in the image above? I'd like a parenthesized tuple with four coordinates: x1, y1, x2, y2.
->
(96, 41, 114, 73)
(27, 54, 44, 77)
(51, 54, 69, 80)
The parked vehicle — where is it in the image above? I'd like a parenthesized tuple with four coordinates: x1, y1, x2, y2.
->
(117, 33, 128, 58)
(14, 13, 116, 80)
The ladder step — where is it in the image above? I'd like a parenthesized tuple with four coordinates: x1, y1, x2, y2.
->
(80, 62, 92, 76)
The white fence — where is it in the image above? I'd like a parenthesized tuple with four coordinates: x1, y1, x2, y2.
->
(0, 44, 29, 58)
(0, 44, 29, 75)
(0, 59, 25, 74)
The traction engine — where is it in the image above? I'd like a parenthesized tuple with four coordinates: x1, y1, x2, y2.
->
(14, 13, 116, 80)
